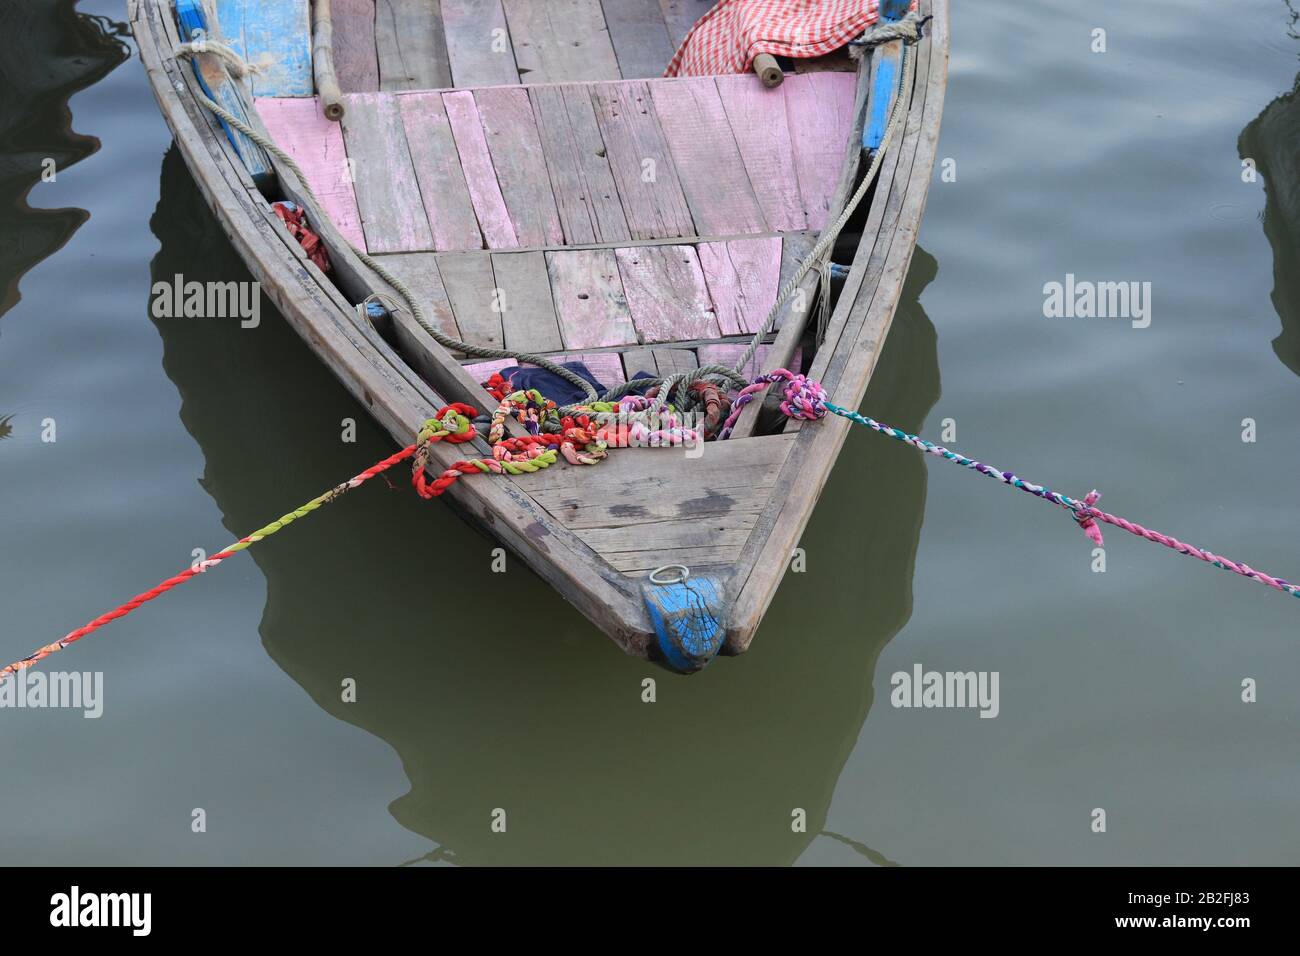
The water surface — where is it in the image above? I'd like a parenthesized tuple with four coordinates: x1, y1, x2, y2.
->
(1, 1, 1298, 865)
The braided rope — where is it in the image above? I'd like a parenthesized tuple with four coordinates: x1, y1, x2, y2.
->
(728, 35, 917, 378)
(725, 369, 1300, 603)
(0, 406, 487, 684)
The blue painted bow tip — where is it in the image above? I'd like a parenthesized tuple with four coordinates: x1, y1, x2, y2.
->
(642, 572, 730, 674)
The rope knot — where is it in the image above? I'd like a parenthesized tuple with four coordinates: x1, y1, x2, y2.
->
(1072, 489, 1105, 547)
(779, 375, 828, 422)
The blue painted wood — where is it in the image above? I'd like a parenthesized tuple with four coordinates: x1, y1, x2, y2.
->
(861, 0, 908, 152)
(213, 0, 314, 97)
(175, 0, 273, 185)
(643, 574, 729, 673)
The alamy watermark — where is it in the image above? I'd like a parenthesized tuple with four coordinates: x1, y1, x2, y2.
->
(1043, 273, 1151, 328)
(890, 663, 999, 718)
(151, 273, 260, 328)
(0, 670, 103, 718)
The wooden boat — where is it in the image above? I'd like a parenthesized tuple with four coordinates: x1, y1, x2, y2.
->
(128, 0, 948, 672)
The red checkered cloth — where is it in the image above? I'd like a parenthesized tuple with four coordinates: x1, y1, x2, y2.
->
(665, 0, 888, 77)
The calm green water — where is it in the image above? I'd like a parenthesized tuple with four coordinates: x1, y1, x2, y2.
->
(2, 1, 1298, 866)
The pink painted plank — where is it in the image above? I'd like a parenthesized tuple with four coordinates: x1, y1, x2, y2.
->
(784, 72, 857, 231)
(339, 92, 433, 253)
(255, 97, 366, 249)
(614, 245, 719, 343)
(545, 249, 638, 349)
(697, 343, 802, 384)
(714, 76, 807, 232)
(474, 87, 565, 248)
(443, 90, 518, 249)
(696, 237, 781, 336)
(651, 78, 768, 236)
(398, 92, 484, 252)
(464, 352, 627, 390)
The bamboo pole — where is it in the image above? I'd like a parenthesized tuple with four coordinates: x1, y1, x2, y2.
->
(312, 0, 345, 121)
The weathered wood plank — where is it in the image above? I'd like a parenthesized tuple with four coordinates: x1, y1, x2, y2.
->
(658, 0, 709, 49)
(530, 84, 631, 245)
(213, 0, 314, 97)
(649, 346, 697, 377)
(600, 0, 675, 79)
(651, 78, 768, 236)
(330, 0, 380, 93)
(785, 72, 858, 230)
(398, 91, 483, 251)
(578, 512, 755, 570)
(589, 81, 695, 240)
(474, 87, 565, 248)
(463, 351, 627, 387)
(620, 345, 696, 381)
(774, 230, 816, 330)
(372, 252, 461, 337)
(491, 251, 564, 352)
(442, 90, 518, 248)
(255, 96, 366, 248)
(546, 249, 638, 348)
(697, 237, 781, 336)
(442, 0, 520, 86)
(715, 75, 806, 232)
(376, 0, 453, 91)
(436, 252, 504, 347)
(339, 92, 434, 253)
(502, 0, 621, 84)
(697, 342, 800, 381)
(615, 244, 718, 342)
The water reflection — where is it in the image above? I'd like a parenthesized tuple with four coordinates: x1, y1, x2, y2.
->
(0, 1, 130, 318)
(1239, 71, 1300, 377)
(148, 143, 941, 865)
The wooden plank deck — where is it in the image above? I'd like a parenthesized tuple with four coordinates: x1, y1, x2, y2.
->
(697, 237, 781, 336)
(546, 249, 638, 349)
(254, 96, 366, 248)
(330, 0, 380, 92)
(398, 92, 483, 251)
(503, 0, 622, 84)
(615, 245, 718, 342)
(589, 81, 696, 241)
(339, 92, 433, 253)
(474, 87, 565, 248)
(531, 84, 631, 245)
(600, 0, 675, 79)
(442, 0, 520, 86)
(651, 78, 767, 236)
(376, 0, 454, 91)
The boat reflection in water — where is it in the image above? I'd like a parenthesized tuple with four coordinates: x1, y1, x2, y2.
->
(0, 0, 129, 319)
(149, 145, 940, 865)
(1239, 71, 1300, 377)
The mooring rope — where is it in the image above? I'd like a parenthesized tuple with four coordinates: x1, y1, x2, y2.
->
(727, 16, 920, 379)
(721, 369, 1300, 601)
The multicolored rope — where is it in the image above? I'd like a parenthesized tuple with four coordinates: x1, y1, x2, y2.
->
(726, 368, 1300, 602)
(3, 404, 492, 684)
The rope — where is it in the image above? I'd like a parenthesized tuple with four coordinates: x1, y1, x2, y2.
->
(0, 406, 482, 684)
(725, 369, 1300, 603)
(727, 28, 918, 379)
(0, 390, 701, 683)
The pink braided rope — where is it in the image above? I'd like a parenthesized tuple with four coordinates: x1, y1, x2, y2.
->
(723, 369, 1300, 603)
(1077, 491, 1298, 597)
